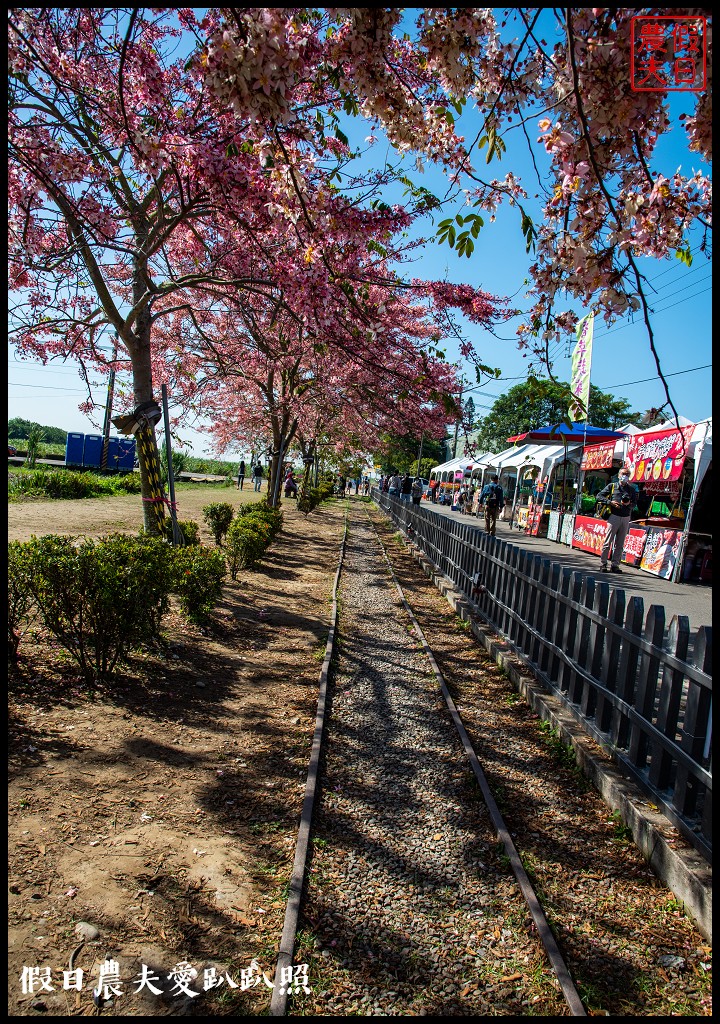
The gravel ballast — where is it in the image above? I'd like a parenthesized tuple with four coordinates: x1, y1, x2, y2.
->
(293, 508, 567, 1015)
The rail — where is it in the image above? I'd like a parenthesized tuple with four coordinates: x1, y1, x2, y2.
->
(374, 490, 712, 863)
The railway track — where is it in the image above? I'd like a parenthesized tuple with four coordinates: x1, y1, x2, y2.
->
(271, 502, 587, 1016)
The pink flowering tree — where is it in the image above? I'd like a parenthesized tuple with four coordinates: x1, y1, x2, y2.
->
(202, 8, 712, 420)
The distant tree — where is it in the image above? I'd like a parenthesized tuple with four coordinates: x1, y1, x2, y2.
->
(8, 418, 67, 444)
(464, 397, 477, 429)
(376, 432, 445, 476)
(474, 379, 640, 453)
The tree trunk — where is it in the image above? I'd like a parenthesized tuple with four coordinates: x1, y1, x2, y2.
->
(126, 304, 166, 536)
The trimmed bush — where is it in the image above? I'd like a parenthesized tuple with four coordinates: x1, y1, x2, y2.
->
(297, 482, 334, 515)
(235, 498, 283, 538)
(225, 518, 268, 579)
(202, 502, 235, 545)
(8, 541, 38, 664)
(170, 545, 226, 624)
(19, 533, 174, 683)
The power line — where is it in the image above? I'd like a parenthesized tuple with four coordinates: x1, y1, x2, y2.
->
(597, 363, 711, 391)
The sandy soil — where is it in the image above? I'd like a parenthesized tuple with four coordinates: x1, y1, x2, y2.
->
(8, 486, 344, 1016)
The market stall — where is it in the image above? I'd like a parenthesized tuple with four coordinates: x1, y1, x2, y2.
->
(626, 419, 712, 582)
(428, 456, 478, 507)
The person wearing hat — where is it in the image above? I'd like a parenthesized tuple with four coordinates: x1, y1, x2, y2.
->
(596, 466, 638, 573)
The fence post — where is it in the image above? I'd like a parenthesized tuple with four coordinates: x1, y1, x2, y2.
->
(648, 615, 690, 791)
(581, 579, 611, 719)
(537, 562, 561, 675)
(532, 561, 553, 663)
(524, 555, 544, 664)
(675, 626, 712, 823)
(559, 572, 584, 694)
(596, 587, 626, 735)
(549, 568, 573, 685)
(611, 596, 645, 750)
(568, 576, 595, 706)
(628, 605, 666, 770)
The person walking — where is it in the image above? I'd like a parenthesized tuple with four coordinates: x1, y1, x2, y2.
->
(237, 459, 246, 490)
(400, 473, 413, 503)
(480, 475, 504, 535)
(411, 477, 424, 506)
(429, 478, 438, 503)
(388, 472, 401, 498)
(252, 461, 264, 492)
(596, 467, 638, 573)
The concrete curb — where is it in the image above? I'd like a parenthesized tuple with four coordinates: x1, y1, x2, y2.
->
(405, 538, 712, 943)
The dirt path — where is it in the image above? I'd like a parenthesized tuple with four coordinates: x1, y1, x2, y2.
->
(9, 488, 344, 1016)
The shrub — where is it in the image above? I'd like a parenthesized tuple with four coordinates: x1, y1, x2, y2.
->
(235, 498, 283, 538)
(162, 517, 200, 546)
(8, 468, 110, 500)
(170, 545, 226, 624)
(202, 502, 235, 545)
(20, 533, 174, 683)
(298, 483, 334, 516)
(8, 541, 37, 664)
(225, 518, 268, 579)
(110, 473, 143, 495)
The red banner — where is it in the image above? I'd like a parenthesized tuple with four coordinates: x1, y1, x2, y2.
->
(581, 441, 616, 470)
(527, 506, 544, 536)
(572, 515, 609, 555)
(640, 527, 683, 579)
(622, 526, 648, 566)
(626, 425, 694, 485)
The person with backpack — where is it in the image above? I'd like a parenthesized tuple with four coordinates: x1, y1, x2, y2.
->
(410, 477, 424, 506)
(480, 474, 504, 535)
(252, 462, 264, 491)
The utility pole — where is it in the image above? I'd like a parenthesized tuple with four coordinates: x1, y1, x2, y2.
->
(452, 387, 463, 458)
(161, 384, 182, 546)
(100, 336, 118, 470)
(416, 432, 424, 478)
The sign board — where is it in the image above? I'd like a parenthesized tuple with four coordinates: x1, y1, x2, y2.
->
(527, 506, 544, 536)
(560, 513, 575, 546)
(580, 441, 616, 470)
(626, 425, 694, 485)
(640, 527, 683, 579)
(572, 515, 609, 555)
(547, 510, 561, 542)
(622, 526, 648, 566)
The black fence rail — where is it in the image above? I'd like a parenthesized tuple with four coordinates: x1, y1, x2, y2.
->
(374, 491, 712, 863)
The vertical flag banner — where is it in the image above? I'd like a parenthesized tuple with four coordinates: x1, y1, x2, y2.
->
(569, 313, 594, 421)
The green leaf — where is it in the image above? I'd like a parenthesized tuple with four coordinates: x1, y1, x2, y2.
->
(226, 142, 238, 158)
(456, 213, 465, 225)
(447, 225, 456, 247)
(675, 246, 693, 267)
(334, 126, 349, 146)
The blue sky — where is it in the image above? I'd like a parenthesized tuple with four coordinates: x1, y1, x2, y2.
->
(8, 10, 711, 455)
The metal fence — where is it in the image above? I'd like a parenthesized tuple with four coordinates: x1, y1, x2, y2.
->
(374, 491, 712, 862)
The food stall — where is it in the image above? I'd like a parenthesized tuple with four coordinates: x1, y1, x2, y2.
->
(626, 419, 712, 582)
(428, 456, 478, 507)
(506, 423, 629, 546)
